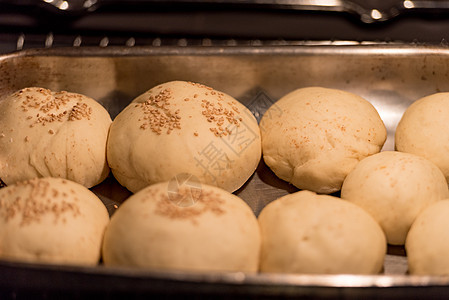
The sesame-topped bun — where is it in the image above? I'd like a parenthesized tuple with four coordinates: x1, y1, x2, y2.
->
(0, 87, 112, 188)
(0, 177, 109, 265)
(258, 190, 386, 274)
(260, 87, 386, 194)
(107, 81, 261, 193)
(102, 181, 260, 272)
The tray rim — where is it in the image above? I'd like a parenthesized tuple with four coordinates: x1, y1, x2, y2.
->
(3, 42, 449, 59)
(0, 258, 448, 289)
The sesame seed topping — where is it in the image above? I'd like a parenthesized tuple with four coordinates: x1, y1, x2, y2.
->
(68, 102, 92, 121)
(184, 82, 244, 138)
(187, 82, 214, 90)
(0, 178, 81, 226)
(201, 98, 242, 138)
(16, 88, 93, 127)
(136, 88, 182, 135)
(155, 190, 225, 222)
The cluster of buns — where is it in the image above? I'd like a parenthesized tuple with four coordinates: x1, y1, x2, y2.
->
(395, 93, 449, 275)
(0, 82, 263, 270)
(0, 83, 260, 193)
(0, 176, 261, 271)
(2, 83, 449, 276)
(261, 88, 449, 275)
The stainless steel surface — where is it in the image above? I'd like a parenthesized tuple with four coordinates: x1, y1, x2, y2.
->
(1, 44, 449, 290)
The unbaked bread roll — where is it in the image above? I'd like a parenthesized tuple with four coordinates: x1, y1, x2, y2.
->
(341, 151, 449, 245)
(107, 81, 261, 193)
(0, 87, 111, 188)
(258, 190, 386, 274)
(395, 92, 449, 183)
(406, 200, 449, 275)
(260, 87, 386, 194)
(102, 181, 260, 272)
(0, 177, 109, 265)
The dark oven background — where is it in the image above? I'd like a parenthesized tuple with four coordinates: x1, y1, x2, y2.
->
(1, 0, 449, 52)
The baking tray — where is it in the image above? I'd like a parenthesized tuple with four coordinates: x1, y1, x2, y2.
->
(1, 43, 449, 298)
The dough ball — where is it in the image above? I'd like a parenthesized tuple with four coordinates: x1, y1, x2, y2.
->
(0, 177, 109, 265)
(406, 200, 449, 275)
(260, 87, 386, 194)
(341, 151, 449, 245)
(107, 81, 261, 193)
(0, 87, 111, 188)
(258, 190, 386, 274)
(102, 181, 260, 272)
(396, 92, 449, 183)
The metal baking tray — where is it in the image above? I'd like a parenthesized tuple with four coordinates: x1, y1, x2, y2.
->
(1, 43, 449, 298)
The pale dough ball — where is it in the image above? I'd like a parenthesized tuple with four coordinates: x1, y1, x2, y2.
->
(0, 87, 111, 188)
(102, 181, 260, 272)
(341, 151, 449, 245)
(107, 81, 261, 193)
(0, 177, 109, 265)
(396, 92, 449, 183)
(258, 190, 386, 274)
(406, 200, 449, 275)
(260, 87, 386, 194)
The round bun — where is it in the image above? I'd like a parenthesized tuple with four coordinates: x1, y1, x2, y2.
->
(0, 177, 109, 265)
(396, 92, 449, 183)
(258, 190, 386, 274)
(102, 180, 260, 272)
(341, 151, 449, 245)
(0, 87, 111, 188)
(406, 200, 449, 275)
(260, 87, 386, 194)
(107, 81, 261, 193)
